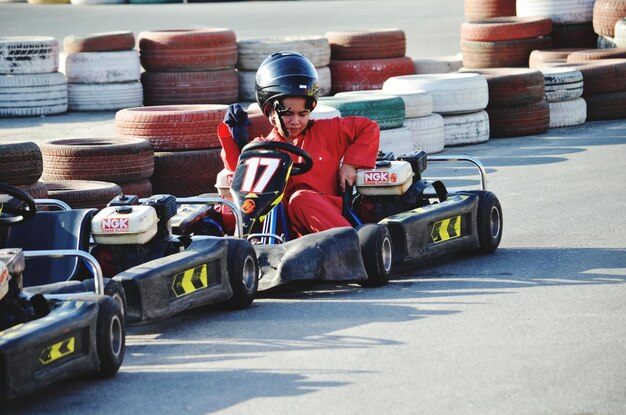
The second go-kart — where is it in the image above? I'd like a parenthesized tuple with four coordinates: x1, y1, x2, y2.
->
(184, 141, 503, 292)
(0, 183, 125, 400)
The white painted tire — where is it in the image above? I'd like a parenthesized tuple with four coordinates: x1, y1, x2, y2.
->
(598, 35, 617, 49)
(68, 82, 143, 111)
(335, 89, 433, 119)
(540, 67, 584, 102)
(517, 0, 595, 24)
(0, 72, 67, 117)
(379, 126, 414, 156)
(62, 51, 141, 84)
(403, 113, 445, 154)
(236, 36, 331, 71)
(383, 73, 488, 115)
(0, 36, 59, 74)
(239, 67, 330, 101)
(615, 18, 626, 48)
(310, 104, 340, 120)
(549, 98, 586, 127)
(442, 111, 490, 147)
(413, 55, 463, 74)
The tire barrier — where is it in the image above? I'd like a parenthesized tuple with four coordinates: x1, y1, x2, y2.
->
(62, 51, 141, 84)
(462, 36, 553, 68)
(461, 17, 552, 42)
(462, 68, 545, 107)
(329, 57, 416, 93)
(151, 149, 223, 197)
(383, 73, 488, 115)
(593, 0, 626, 37)
(413, 55, 463, 74)
(517, 0, 596, 25)
(549, 98, 587, 127)
(597, 34, 617, 48)
(586, 91, 626, 120)
(142, 70, 238, 105)
(67, 82, 143, 111)
(115, 104, 228, 150)
(529, 48, 585, 68)
(379, 126, 414, 156)
(0, 72, 68, 117)
(42, 180, 122, 209)
(487, 99, 550, 138)
(464, 0, 516, 21)
(0, 37, 59, 75)
(336, 89, 433, 119)
(63, 31, 135, 54)
(317, 94, 405, 130)
(615, 18, 626, 48)
(0, 142, 43, 186)
(442, 111, 490, 146)
(567, 48, 626, 63)
(325, 29, 406, 60)
(551, 23, 598, 49)
(540, 67, 584, 102)
(236, 36, 331, 71)
(403, 114, 445, 154)
(118, 179, 152, 198)
(40, 137, 154, 184)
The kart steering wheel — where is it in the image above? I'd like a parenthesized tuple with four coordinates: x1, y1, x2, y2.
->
(0, 183, 36, 225)
(241, 141, 313, 176)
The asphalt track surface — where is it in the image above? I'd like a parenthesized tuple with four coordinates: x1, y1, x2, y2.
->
(2, 1, 626, 414)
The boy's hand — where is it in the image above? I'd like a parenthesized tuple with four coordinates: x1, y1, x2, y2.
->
(339, 163, 357, 192)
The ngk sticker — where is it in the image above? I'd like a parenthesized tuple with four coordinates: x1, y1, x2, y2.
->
(0, 266, 9, 290)
(364, 171, 389, 185)
(101, 217, 129, 232)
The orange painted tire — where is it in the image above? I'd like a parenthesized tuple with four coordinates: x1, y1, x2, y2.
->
(329, 57, 415, 93)
(141, 70, 238, 105)
(529, 48, 586, 68)
(63, 31, 135, 54)
(487, 99, 550, 138)
(593, 0, 626, 37)
(462, 37, 553, 68)
(464, 0, 516, 21)
(151, 149, 222, 197)
(40, 138, 154, 184)
(551, 23, 598, 49)
(324, 29, 406, 60)
(567, 47, 626, 62)
(115, 105, 228, 150)
(138, 29, 237, 72)
(462, 68, 545, 107)
(461, 17, 552, 42)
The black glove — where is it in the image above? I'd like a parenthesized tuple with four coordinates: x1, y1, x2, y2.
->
(224, 104, 252, 151)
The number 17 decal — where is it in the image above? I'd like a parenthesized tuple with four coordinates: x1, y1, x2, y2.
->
(240, 157, 281, 193)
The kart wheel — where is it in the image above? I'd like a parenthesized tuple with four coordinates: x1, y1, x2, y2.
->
(470, 190, 503, 254)
(84, 278, 127, 319)
(223, 239, 258, 309)
(96, 297, 125, 378)
(358, 224, 393, 287)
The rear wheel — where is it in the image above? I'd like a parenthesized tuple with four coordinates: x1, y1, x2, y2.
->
(469, 190, 503, 254)
(96, 297, 125, 378)
(83, 278, 127, 319)
(358, 224, 393, 287)
(223, 239, 258, 309)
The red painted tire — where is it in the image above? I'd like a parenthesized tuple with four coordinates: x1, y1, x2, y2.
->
(586, 91, 626, 120)
(567, 48, 626, 62)
(0, 142, 43, 186)
(115, 105, 228, 150)
(41, 137, 154, 184)
(247, 112, 273, 139)
(487, 99, 550, 138)
(151, 149, 222, 197)
(138, 29, 237, 72)
(324, 29, 406, 60)
(141, 70, 238, 105)
(464, 0, 516, 21)
(329, 57, 415, 93)
(462, 37, 553, 68)
(593, 0, 626, 37)
(118, 179, 152, 198)
(551, 23, 598, 49)
(63, 31, 136, 54)
(555, 59, 626, 95)
(462, 68, 545, 107)
(43, 180, 122, 209)
(461, 17, 552, 42)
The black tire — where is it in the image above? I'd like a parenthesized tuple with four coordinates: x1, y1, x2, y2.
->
(468, 190, 503, 254)
(96, 296, 125, 378)
(358, 224, 393, 287)
(223, 239, 258, 309)
(84, 278, 127, 319)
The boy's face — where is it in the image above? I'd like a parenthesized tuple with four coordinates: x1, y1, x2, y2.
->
(271, 96, 311, 138)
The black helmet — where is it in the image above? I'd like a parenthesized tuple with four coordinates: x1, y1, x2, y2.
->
(255, 51, 319, 116)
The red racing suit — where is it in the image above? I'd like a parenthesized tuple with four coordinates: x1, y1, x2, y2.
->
(218, 116, 379, 236)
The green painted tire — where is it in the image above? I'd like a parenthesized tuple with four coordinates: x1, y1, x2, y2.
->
(318, 95, 405, 130)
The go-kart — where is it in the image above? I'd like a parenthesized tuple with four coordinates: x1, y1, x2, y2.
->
(0, 183, 124, 400)
(176, 141, 503, 292)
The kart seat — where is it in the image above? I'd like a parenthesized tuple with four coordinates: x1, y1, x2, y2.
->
(3, 208, 97, 287)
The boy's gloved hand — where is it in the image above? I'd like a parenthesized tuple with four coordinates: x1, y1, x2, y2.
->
(224, 104, 252, 151)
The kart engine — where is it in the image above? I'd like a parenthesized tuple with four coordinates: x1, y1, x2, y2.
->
(354, 151, 435, 222)
(91, 194, 185, 278)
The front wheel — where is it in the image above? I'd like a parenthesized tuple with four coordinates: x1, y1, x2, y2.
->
(468, 190, 503, 254)
(96, 296, 125, 378)
(223, 239, 259, 309)
(358, 224, 393, 287)
(83, 278, 127, 319)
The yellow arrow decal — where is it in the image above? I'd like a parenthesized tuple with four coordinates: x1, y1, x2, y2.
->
(172, 264, 209, 298)
(431, 216, 462, 243)
(40, 337, 75, 365)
